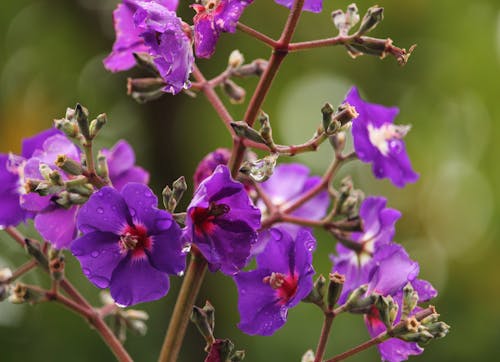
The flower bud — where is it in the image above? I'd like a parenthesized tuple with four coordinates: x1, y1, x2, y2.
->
(258, 112, 274, 147)
(228, 50, 245, 68)
(301, 350, 315, 362)
(54, 118, 79, 138)
(49, 255, 65, 281)
(191, 304, 215, 347)
(357, 6, 384, 36)
(169, 176, 187, 212)
(25, 239, 49, 271)
(233, 59, 268, 77)
(402, 283, 419, 320)
(231, 121, 267, 144)
(133, 52, 160, 76)
(375, 295, 398, 330)
(327, 272, 345, 309)
(329, 132, 346, 154)
(223, 79, 246, 104)
(75, 103, 91, 140)
(56, 154, 83, 176)
(0, 268, 13, 283)
(90, 113, 107, 139)
(96, 151, 110, 181)
(304, 274, 327, 306)
(321, 103, 335, 133)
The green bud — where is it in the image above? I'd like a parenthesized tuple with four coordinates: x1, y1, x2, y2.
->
(230, 350, 245, 362)
(303, 274, 327, 306)
(357, 6, 384, 36)
(96, 151, 110, 181)
(239, 153, 278, 182)
(90, 113, 107, 138)
(162, 185, 173, 210)
(130, 88, 164, 103)
(375, 295, 398, 330)
(54, 118, 79, 138)
(258, 112, 274, 147)
(25, 239, 49, 271)
(231, 121, 266, 144)
(75, 103, 91, 140)
(39, 163, 52, 181)
(327, 272, 345, 309)
(402, 283, 419, 320)
(321, 103, 335, 133)
(127, 319, 148, 336)
(419, 313, 440, 326)
(133, 52, 161, 76)
(55, 154, 83, 176)
(68, 192, 89, 205)
(10, 283, 44, 304)
(202, 300, 215, 333)
(426, 322, 450, 339)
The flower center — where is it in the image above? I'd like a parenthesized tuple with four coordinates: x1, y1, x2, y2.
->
(367, 123, 411, 156)
(190, 202, 229, 235)
(263, 272, 299, 305)
(120, 224, 152, 258)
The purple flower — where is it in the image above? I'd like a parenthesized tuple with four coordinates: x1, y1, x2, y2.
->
(184, 165, 261, 275)
(0, 154, 27, 228)
(192, 0, 254, 58)
(345, 87, 418, 187)
(135, 1, 194, 94)
(71, 183, 185, 306)
(0, 128, 62, 228)
(21, 134, 149, 249)
(234, 227, 315, 336)
(256, 163, 329, 241)
(101, 140, 149, 192)
(193, 148, 231, 190)
(274, 0, 323, 13)
(363, 245, 437, 362)
(103, 0, 193, 94)
(331, 196, 401, 303)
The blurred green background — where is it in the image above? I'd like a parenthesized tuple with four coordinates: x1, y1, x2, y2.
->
(0, 0, 498, 361)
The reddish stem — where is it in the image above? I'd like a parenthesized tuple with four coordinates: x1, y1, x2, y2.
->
(237, 22, 278, 48)
(314, 311, 335, 362)
(5, 259, 38, 283)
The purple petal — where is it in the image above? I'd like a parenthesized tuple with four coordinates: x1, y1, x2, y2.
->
(368, 244, 419, 296)
(110, 255, 170, 306)
(71, 231, 124, 288)
(193, 12, 220, 59)
(193, 148, 231, 190)
(215, 0, 254, 33)
(21, 128, 62, 159)
(104, 1, 149, 72)
(292, 176, 330, 220)
(77, 186, 131, 234)
(274, 0, 323, 13)
(0, 154, 27, 227)
(234, 269, 287, 336)
(34, 206, 78, 249)
(411, 278, 437, 302)
(32, 134, 80, 165)
(261, 164, 310, 206)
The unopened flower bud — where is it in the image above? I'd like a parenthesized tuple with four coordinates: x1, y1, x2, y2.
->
(231, 121, 266, 144)
(357, 6, 384, 36)
(228, 50, 245, 68)
(191, 305, 215, 347)
(56, 154, 83, 176)
(231, 350, 245, 362)
(425, 321, 450, 339)
(133, 52, 160, 76)
(223, 79, 246, 104)
(162, 185, 173, 210)
(233, 59, 268, 77)
(202, 300, 215, 332)
(321, 103, 335, 133)
(54, 118, 79, 138)
(10, 283, 43, 304)
(96, 151, 110, 181)
(68, 192, 89, 205)
(25, 239, 49, 271)
(258, 112, 274, 147)
(90, 113, 107, 139)
(169, 176, 187, 212)
(0, 268, 13, 283)
(75, 103, 91, 140)
(375, 295, 398, 330)
(345, 4, 360, 28)
(39, 163, 52, 181)
(402, 283, 419, 320)
(327, 272, 345, 309)
(331, 10, 346, 30)
(304, 274, 327, 306)
(126, 319, 148, 336)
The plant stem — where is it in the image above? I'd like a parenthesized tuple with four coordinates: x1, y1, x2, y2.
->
(4, 226, 26, 247)
(314, 311, 335, 362)
(237, 22, 277, 48)
(5, 259, 38, 283)
(158, 249, 208, 362)
(228, 0, 305, 177)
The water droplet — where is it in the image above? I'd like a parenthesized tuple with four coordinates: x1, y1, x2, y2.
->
(91, 276, 110, 288)
(130, 208, 136, 216)
(144, 190, 152, 197)
(82, 268, 91, 276)
(91, 250, 100, 258)
(96, 207, 104, 214)
(72, 247, 83, 256)
(270, 228, 283, 241)
(155, 218, 172, 231)
(305, 239, 316, 252)
(115, 302, 127, 308)
(182, 244, 191, 253)
(111, 205, 117, 211)
(177, 270, 185, 277)
(389, 139, 403, 154)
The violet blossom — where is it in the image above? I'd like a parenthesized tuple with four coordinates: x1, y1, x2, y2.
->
(184, 165, 261, 275)
(192, 0, 254, 58)
(331, 196, 401, 303)
(0, 128, 61, 228)
(104, 0, 193, 94)
(71, 183, 185, 306)
(274, 0, 323, 13)
(234, 226, 315, 336)
(193, 148, 231, 189)
(345, 87, 418, 187)
(20, 136, 148, 249)
(363, 244, 437, 362)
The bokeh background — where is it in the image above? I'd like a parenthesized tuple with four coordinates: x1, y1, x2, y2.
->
(0, 0, 499, 361)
